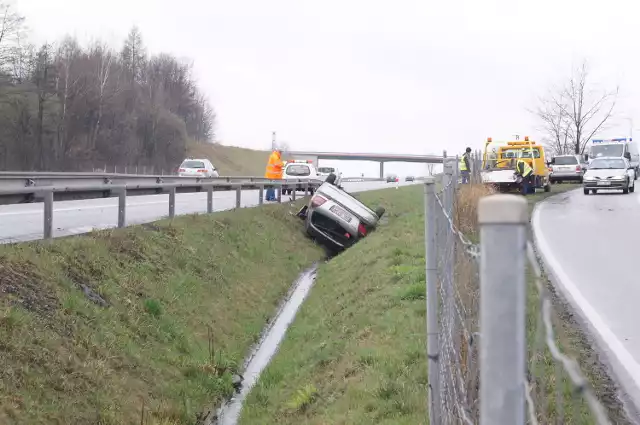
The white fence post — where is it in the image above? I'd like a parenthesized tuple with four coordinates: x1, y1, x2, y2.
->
(479, 194, 527, 425)
(424, 177, 441, 425)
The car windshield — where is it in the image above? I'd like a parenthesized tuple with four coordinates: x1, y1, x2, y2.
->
(501, 148, 541, 159)
(317, 167, 335, 174)
(181, 160, 205, 168)
(591, 144, 624, 158)
(286, 164, 311, 176)
(554, 156, 578, 165)
(589, 158, 626, 170)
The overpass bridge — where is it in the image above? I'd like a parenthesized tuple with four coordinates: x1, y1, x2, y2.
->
(286, 151, 445, 179)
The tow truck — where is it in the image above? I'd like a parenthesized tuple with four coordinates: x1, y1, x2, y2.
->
(480, 136, 551, 192)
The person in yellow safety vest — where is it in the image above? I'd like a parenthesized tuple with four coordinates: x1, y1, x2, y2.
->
(460, 147, 471, 184)
(264, 148, 284, 201)
(515, 159, 534, 195)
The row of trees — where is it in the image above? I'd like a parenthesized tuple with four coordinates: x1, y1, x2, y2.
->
(533, 60, 619, 155)
(0, 4, 215, 171)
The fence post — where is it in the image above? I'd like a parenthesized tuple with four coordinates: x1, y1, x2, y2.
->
(479, 194, 527, 425)
(168, 187, 176, 218)
(235, 186, 242, 209)
(292, 185, 297, 201)
(207, 185, 213, 213)
(43, 190, 53, 239)
(424, 177, 441, 425)
(304, 180, 309, 196)
(258, 185, 264, 205)
(277, 184, 282, 203)
(118, 188, 126, 228)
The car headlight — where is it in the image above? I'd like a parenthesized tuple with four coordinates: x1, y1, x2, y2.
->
(613, 175, 627, 180)
(583, 176, 595, 181)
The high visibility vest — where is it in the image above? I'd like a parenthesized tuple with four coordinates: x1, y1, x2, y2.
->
(264, 152, 283, 179)
(517, 160, 533, 177)
(459, 154, 469, 171)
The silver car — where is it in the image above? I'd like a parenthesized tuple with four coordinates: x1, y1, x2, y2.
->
(549, 154, 586, 183)
(297, 174, 385, 252)
(582, 157, 636, 195)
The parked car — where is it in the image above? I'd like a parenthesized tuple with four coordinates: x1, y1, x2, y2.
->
(582, 157, 635, 195)
(549, 154, 586, 183)
(386, 174, 399, 183)
(177, 158, 219, 178)
(282, 160, 319, 195)
(405, 175, 415, 182)
(297, 173, 385, 252)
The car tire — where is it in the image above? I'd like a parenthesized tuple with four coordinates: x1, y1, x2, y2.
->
(623, 185, 629, 195)
(631, 184, 635, 193)
(375, 206, 386, 219)
(326, 173, 337, 185)
(583, 188, 589, 195)
(591, 189, 597, 194)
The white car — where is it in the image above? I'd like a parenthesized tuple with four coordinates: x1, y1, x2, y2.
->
(177, 158, 219, 178)
(317, 166, 343, 186)
(282, 160, 319, 195)
(582, 157, 635, 195)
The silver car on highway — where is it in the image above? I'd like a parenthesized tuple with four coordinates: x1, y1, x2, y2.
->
(297, 174, 385, 252)
(549, 154, 587, 183)
(582, 157, 636, 195)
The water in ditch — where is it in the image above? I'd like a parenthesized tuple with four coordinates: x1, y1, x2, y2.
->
(211, 265, 318, 425)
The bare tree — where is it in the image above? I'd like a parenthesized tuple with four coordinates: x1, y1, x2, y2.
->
(535, 61, 618, 155)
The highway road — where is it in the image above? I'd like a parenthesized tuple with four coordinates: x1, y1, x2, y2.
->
(533, 187, 640, 412)
(0, 180, 415, 243)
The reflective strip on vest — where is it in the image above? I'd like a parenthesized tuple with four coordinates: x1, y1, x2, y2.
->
(518, 160, 533, 177)
(459, 155, 468, 171)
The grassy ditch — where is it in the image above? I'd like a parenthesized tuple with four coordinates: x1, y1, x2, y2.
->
(0, 204, 325, 424)
(239, 183, 628, 424)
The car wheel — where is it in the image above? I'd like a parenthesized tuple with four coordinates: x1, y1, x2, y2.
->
(375, 206, 386, 219)
(583, 188, 589, 195)
(591, 189, 597, 194)
(631, 184, 635, 193)
(623, 184, 629, 195)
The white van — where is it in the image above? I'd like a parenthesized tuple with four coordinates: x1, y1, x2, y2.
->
(587, 138, 639, 179)
(282, 160, 319, 195)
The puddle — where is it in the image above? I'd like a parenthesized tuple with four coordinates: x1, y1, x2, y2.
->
(210, 265, 318, 425)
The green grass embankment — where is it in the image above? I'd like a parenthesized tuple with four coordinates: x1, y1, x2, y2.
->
(240, 184, 628, 424)
(0, 204, 324, 424)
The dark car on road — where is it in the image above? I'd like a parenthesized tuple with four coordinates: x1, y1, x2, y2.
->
(386, 174, 399, 183)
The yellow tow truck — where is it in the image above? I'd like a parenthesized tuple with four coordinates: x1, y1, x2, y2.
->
(481, 136, 551, 192)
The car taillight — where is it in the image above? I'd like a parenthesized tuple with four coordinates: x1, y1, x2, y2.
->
(178, 168, 185, 172)
(311, 195, 327, 207)
(358, 223, 367, 236)
(197, 169, 206, 172)
(576, 165, 581, 172)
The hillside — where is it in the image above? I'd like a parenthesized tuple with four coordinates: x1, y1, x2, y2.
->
(186, 141, 272, 176)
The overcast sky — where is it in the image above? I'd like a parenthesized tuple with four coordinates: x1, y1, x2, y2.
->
(15, 0, 640, 176)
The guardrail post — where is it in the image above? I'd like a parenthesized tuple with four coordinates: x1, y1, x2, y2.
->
(292, 185, 297, 201)
(479, 194, 527, 425)
(235, 185, 242, 209)
(207, 185, 213, 213)
(118, 188, 126, 228)
(304, 180, 309, 196)
(277, 184, 282, 203)
(258, 185, 264, 205)
(43, 190, 53, 240)
(423, 177, 441, 425)
(168, 187, 176, 218)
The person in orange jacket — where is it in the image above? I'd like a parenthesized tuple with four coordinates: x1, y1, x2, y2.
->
(264, 148, 283, 201)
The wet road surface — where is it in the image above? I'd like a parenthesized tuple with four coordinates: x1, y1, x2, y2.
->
(533, 187, 640, 411)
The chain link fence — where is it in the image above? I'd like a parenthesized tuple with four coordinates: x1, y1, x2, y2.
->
(424, 158, 614, 424)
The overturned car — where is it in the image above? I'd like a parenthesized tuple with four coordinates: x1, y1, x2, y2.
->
(297, 173, 385, 252)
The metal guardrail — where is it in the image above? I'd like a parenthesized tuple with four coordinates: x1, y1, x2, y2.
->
(0, 176, 324, 240)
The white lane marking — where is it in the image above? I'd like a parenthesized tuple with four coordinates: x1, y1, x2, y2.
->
(532, 201, 640, 393)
